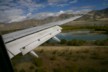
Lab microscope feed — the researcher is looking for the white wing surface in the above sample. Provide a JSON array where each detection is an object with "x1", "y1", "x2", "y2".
[{"x1": 2, "y1": 16, "x2": 81, "y2": 59}]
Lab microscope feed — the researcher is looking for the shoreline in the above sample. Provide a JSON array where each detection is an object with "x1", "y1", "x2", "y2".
[{"x1": 35, "y1": 46, "x2": 108, "y2": 51}]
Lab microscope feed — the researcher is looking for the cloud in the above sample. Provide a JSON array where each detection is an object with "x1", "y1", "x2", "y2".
[
  {"x1": 0, "y1": 0, "x2": 45, "y2": 23},
  {"x1": 0, "y1": 0, "x2": 13, "y2": 5},
  {"x1": 70, "y1": 0, "x2": 78, "y2": 4},
  {"x1": 29, "y1": 9, "x2": 91, "y2": 20},
  {"x1": 30, "y1": 11, "x2": 65, "y2": 19},
  {"x1": 73, "y1": 9, "x2": 92, "y2": 14},
  {"x1": 18, "y1": 0, "x2": 45, "y2": 12},
  {"x1": 48, "y1": 0, "x2": 67, "y2": 3},
  {"x1": 8, "y1": 12, "x2": 32, "y2": 23},
  {"x1": 65, "y1": 9, "x2": 92, "y2": 14},
  {"x1": 26, "y1": 13, "x2": 32, "y2": 17},
  {"x1": 8, "y1": 16, "x2": 26, "y2": 23},
  {"x1": 0, "y1": 0, "x2": 91, "y2": 23},
  {"x1": 48, "y1": 0, "x2": 77, "y2": 7},
  {"x1": 48, "y1": 0, "x2": 77, "y2": 5},
  {"x1": 59, "y1": 10, "x2": 65, "y2": 14},
  {"x1": 0, "y1": 6, "x2": 11, "y2": 10},
  {"x1": 80, "y1": 6, "x2": 95, "y2": 9},
  {"x1": 56, "y1": 3, "x2": 69, "y2": 7},
  {"x1": 65, "y1": 10, "x2": 74, "y2": 14},
  {"x1": 0, "y1": 0, "x2": 44, "y2": 12},
  {"x1": 0, "y1": 0, "x2": 69, "y2": 23},
  {"x1": 0, "y1": 9, "x2": 26, "y2": 23},
  {"x1": 30, "y1": 12, "x2": 55, "y2": 19}
]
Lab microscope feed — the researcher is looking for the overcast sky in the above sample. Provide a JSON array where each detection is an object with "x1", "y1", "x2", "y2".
[{"x1": 0, "y1": 0, "x2": 108, "y2": 23}]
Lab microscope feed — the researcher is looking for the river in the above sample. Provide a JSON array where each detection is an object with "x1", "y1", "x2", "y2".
[{"x1": 56, "y1": 31, "x2": 108, "y2": 41}]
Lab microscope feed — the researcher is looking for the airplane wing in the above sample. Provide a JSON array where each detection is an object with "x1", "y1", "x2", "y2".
[{"x1": 1, "y1": 16, "x2": 82, "y2": 59}]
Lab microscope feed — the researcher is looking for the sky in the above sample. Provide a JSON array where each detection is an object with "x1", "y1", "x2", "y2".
[{"x1": 0, "y1": 0, "x2": 108, "y2": 23}]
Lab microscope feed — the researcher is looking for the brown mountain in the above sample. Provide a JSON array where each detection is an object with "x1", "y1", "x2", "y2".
[
  {"x1": 0, "y1": 13, "x2": 74, "y2": 34},
  {"x1": 76, "y1": 8, "x2": 108, "y2": 21}
]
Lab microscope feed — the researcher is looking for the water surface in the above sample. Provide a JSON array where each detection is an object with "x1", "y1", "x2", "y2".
[{"x1": 57, "y1": 31, "x2": 108, "y2": 41}]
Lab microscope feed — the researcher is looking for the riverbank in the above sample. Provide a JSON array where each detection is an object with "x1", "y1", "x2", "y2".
[
  {"x1": 42, "y1": 38, "x2": 108, "y2": 46},
  {"x1": 12, "y1": 46, "x2": 108, "y2": 72},
  {"x1": 61, "y1": 25, "x2": 108, "y2": 34},
  {"x1": 41, "y1": 26, "x2": 108, "y2": 46}
]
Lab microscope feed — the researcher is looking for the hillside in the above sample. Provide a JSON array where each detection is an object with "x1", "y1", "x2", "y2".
[
  {"x1": 12, "y1": 46, "x2": 108, "y2": 72},
  {"x1": 76, "y1": 8, "x2": 108, "y2": 21},
  {"x1": 0, "y1": 13, "x2": 74, "y2": 34},
  {"x1": 0, "y1": 8, "x2": 108, "y2": 34}
]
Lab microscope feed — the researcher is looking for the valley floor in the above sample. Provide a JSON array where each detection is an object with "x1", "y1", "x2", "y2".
[{"x1": 12, "y1": 46, "x2": 108, "y2": 72}]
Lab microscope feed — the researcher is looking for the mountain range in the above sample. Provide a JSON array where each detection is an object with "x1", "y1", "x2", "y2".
[
  {"x1": 76, "y1": 8, "x2": 108, "y2": 21},
  {"x1": 0, "y1": 8, "x2": 108, "y2": 34}
]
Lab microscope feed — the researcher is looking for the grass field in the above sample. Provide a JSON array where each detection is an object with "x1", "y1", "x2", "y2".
[{"x1": 12, "y1": 46, "x2": 108, "y2": 72}]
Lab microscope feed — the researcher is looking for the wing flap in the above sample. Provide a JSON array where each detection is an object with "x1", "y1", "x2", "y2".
[
  {"x1": 21, "y1": 29, "x2": 61, "y2": 55},
  {"x1": 5, "y1": 26, "x2": 62, "y2": 58}
]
